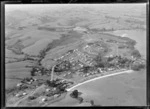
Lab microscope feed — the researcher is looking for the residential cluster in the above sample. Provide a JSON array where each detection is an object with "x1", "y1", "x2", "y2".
[
  {"x1": 6, "y1": 77, "x2": 74, "y2": 106},
  {"x1": 6, "y1": 37, "x2": 146, "y2": 106}
]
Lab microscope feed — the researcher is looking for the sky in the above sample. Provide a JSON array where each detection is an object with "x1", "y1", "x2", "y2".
[{"x1": 5, "y1": 3, "x2": 146, "y2": 12}]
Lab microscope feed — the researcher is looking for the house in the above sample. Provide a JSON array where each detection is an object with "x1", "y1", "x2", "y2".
[
  {"x1": 33, "y1": 78, "x2": 37, "y2": 81},
  {"x1": 41, "y1": 98, "x2": 47, "y2": 102},
  {"x1": 68, "y1": 72, "x2": 71, "y2": 75},
  {"x1": 105, "y1": 54, "x2": 114, "y2": 58},
  {"x1": 22, "y1": 92, "x2": 27, "y2": 96},
  {"x1": 15, "y1": 92, "x2": 27, "y2": 97},
  {"x1": 53, "y1": 87, "x2": 57, "y2": 91},
  {"x1": 79, "y1": 63, "x2": 83, "y2": 67},
  {"x1": 27, "y1": 81, "x2": 32, "y2": 84},
  {"x1": 63, "y1": 84, "x2": 68, "y2": 88},
  {"x1": 46, "y1": 88, "x2": 51, "y2": 92},
  {"x1": 54, "y1": 94, "x2": 60, "y2": 98},
  {"x1": 15, "y1": 94, "x2": 20, "y2": 97},
  {"x1": 39, "y1": 97, "x2": 47, "y2": 103},
  {"x1": 108, "y1": 68, "x2": 113, "y2": 71},
  {"x1": 17, "y1": 83, "x2": 22, "y2": 87},
  {"x1": 98, "y1": 68, "x2": 103, "y2": 73},
  {"x1": 73, "y1": 26, "x2": 87, "y2": 32}
]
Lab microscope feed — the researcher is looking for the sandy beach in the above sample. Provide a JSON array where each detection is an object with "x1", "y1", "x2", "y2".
[{"x1": 50, "y1": 70, "x2": 146, "y2": 106}]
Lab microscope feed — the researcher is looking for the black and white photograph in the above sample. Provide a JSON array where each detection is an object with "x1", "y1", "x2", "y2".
[{"x1": 5, "y1": 4, "x2": 147, "y2": 106}]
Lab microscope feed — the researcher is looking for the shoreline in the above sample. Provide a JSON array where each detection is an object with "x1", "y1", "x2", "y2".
[{"x1": 66, "y1": 70, "x2": 133, "y2": 91}]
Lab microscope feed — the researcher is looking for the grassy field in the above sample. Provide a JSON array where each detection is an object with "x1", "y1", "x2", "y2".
[
  {"x1": 5, "y1": 4, "x2": 146, "y2": 106},
  {"x1": 5, "y1": 61, "x2": 35, "y2": 89},
  {"x1": 22, "y1": 38, "x2": 52, "y2": 56},
  {"x1": 5, "y1": 79, "x2": 21, "y2": 89}
]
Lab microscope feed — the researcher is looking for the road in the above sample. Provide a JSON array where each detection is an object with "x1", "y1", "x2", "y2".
[
  {"x1": 13, "y1": 84, "x2": 45, "y2": 107},
  {"x1": 66, "y1": 70, "x2": 133, "y2": 91},
  {"x1": 12, "y1": 70, "x2": 133, "y2": 106}
]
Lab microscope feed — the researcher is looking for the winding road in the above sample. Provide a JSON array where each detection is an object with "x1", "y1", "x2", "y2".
[
  {"x1": 13, "y1": 84, "x2": 45, "y2": 106},
  {"x1": 13, "y1": 70, "x2": 133, "y2": 106}
]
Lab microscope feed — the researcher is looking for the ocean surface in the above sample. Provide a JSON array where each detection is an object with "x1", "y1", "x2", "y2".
[
  {"x1": 107, "y1": 30, "x2": 146, "y2": 59},
  {"x1": 51, "y1": 70, "x2": 146, "y2": 106},
  {"x1": 48, "y1": 29, "x2": 147, "y2": 106}
]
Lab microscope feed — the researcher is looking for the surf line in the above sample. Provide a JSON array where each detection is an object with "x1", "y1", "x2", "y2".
[{"x1": 66, "y1": 70, "x2": 133, "y2": 91}]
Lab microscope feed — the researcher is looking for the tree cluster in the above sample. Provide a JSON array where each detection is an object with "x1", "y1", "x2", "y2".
[
  {"x1": 131, "y1": 49, "x2": 141, "y2": 58},
  {"x1": 70, "y1": 90, "x2": 84, "y2": 104},
  {"x1": 46, "y1": 79, "x2": 68, "y2": 92},
  {"x1": 81, "y1": 66, "x2": 93, "y2": 74},
  {"x1": 70, "y1": 90, "x2": 79, "y2": 98},
  {"x1": 93, "y1": 53, "x2": 108, "y2": 68},
  {"x1": 30, "y1": 67, "x2": 49, "y2": 76},
  {"x1": 94, "y1": 54, "x2": 134, "y2": 69},
  {"x1": 131, "y1": 61, "x2": 145, "y2": 71},
  {"x1": 54, "y1": 60, "x2": 72, "y2": 72}
]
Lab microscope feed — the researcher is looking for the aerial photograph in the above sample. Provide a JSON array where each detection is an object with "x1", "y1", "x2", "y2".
[{"x1": 5, "y1": 4, "x2": 147, "y2": 106}]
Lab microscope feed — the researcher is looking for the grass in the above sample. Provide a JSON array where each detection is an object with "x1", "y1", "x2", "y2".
[
  {"x1": 22, "y1": 39, "x2": 53, "y2": 56},
  {"x1": 5, "y1": 61, "x2": 35, "y2": 89},
  {"x1": 5, "y1": 5, "x2": 146, "y2": 107},
  {"x1": 5, "y1": 79, "x2": 21, "y2": 89},
  {"x1": 41, "y1": 31, "x2": 83, "y2": 68}
]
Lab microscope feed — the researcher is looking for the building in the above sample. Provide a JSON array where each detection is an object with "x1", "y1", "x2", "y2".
[
  {"x1": 73, "y1": 26, "x2": 87, "y2": 33},
  {"x1": 15, "y1": 92, "x2": 27, "y2": 97},
  {"x1": 17, "y1": 83, "x2": 22, "y2": 87},
  {"x1": 46, "y1": 88, "x2": 51, "y2": 92},
  {"x1": 54, "y1": 94, "x2": 60, "y2": 98}
]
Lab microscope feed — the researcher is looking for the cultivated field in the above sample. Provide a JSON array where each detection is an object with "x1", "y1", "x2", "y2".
[{"x1": 5, "y1": 4, "x2": 146, "y2": 106}]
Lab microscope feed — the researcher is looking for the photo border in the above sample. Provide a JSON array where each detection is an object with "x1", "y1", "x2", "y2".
[{"x1": 1, "y1": 1, "x2": 149, "y2": 109}]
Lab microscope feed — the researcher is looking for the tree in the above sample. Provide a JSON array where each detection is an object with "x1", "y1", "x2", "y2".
[
  {"x1": 31, "y1": 69, "x2": 35, "y2": 76},
  {"x1": 78, "y1": 97, "x2": 83, "y2": 104},
  {"x1": 107, "y1": 57, "x2": 114, "y2": 62},
  {"x1": 131, "y1": 49, "x2": 141, "y2": 58},
  {"x1": 131, "y1": 62, "x2": 145, "y2": 71},
  {"x1": 46, "y1": 80, "x2": 51, "y2": 85},
  {"x1": 54, "y1": 60, "x2": 72, "y2": 72},
  {"x1": 70, "y1": 90, "x2": 78, "y2": 98},
  {"x1": 90, "y1": 100, "x2": 94, "y2": 106},
  {"x1": 46, "y1": 80, "x2": 56, "y2": 87},
  {"x1": 93, "y1": 53, "x2": 106, "y2": 68},
  {"x1": 118, "y1": 44, "x2": 126, "y2": 49},
  {"x1": 82, "y1": 66, "x2": 91, "y2": 73},
  {"x1": 126, "y1": 40, "x2": 136, "y2": 46},
  {"x1": 57, "y1": 85, "x2": 65, "y2": 92},
  {"x1": 28, "y1": 96, "x2": 36, "y2": 100},
  {"x1": 67, "y1": 49, "x2": 74, "y2": 53}
]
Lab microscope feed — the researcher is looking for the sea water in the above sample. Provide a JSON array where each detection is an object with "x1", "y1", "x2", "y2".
[{"x1": 108, "y1": 29, "x2": 146, "y2": 59}]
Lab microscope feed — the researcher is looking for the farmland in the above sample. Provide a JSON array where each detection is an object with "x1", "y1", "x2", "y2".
[{"x1": 5, "y1": 4, "x2": 146, "y2": 106}]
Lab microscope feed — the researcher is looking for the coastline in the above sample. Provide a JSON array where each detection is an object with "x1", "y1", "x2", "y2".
[{"x1": 66, "y1": 70, "x2": 133, "y2": 91}]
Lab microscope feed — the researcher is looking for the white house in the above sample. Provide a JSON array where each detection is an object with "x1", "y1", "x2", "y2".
[
  {"x1": 17, "y1": 83, "x2": 22, "y2": 87},
  {"x1": 22, "y1": 92, "x2": 27, "y2": 96},
  {"x1": 73, "y1": 26, "x2": 87, "y2": 32}
]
